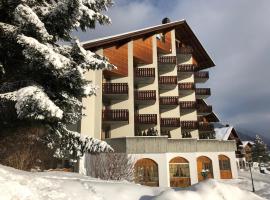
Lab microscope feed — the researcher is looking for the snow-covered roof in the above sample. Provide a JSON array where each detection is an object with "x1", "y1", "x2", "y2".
[
  {"x1": 242, "y1": 141, "x2": 254, "y2": 147},
  {"x1": 215, "y1": 126, "x2": 233, "y2": 140}
]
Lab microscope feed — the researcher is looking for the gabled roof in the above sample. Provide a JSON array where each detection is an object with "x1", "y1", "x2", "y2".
[
  {"x1": 242, "y1": 141, "x2": 254, "y2": 147},
  {"x1": 82, "y1": 20, "x2": 215, "y2": 69}
]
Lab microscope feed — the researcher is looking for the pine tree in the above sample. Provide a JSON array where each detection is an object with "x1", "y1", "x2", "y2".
[
  {"x1": 0, "y1": 0, "x2": 114, "y2": 161},
  {"x1": 252, "y1": 134, "x2": 269, "y2": 163}
]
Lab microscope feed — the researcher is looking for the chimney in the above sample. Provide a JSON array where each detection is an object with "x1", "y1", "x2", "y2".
[{"x1": 162, "y1": 17, "x2": 171, "y2": 24}]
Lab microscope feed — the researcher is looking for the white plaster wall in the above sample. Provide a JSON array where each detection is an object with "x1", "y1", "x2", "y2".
[{"x1": 80, "y1": 49, "x2": 103, "y2": 139}]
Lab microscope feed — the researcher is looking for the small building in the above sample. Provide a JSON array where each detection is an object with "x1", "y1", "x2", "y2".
[
  {"x1": 80, "y1": 19, "x2": 238, "y2": 187},
  {"x1": 242, "y1": 141, "x2": 254, "y2": 163},
  {"x1": 215, "y1": 126, "x2": 246, "y2": 169}
]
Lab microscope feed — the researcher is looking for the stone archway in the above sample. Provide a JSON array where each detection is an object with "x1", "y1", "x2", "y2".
[
  {"x1": 134, "y1": 158, "x2": 159, "y2": 186},
  {"x1": 197, "y1": 156, "x2": 214, "y2": 181},
  {"x1": 169, "y1": 157, "x2": 191, "y2": 187},
  {"x1": 218, "y1": 155, "x2": 232, "y2": 179}
]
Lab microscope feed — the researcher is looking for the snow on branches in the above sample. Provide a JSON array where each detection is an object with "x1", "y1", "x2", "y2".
[{"x1": 0, "y1": 0, "x2": 114, "y2": 160}]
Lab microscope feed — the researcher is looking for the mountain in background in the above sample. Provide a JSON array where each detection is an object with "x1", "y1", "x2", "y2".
[{"x1": 236, "y1": 127, "x2": 270, "y2": 147}]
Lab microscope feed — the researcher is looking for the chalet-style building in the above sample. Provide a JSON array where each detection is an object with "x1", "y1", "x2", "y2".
[
  {"x1": 80, "y1": 19, "x2": 238, "y2": 187},
  {"x1": 215, "y1": 125, "x2": 246, "y2": 169},
  {"x1": 242, "y1": 141, "x2": 254, "y2": 163}
]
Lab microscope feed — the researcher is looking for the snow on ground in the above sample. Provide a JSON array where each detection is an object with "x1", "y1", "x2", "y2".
[{"x1": 0, "y1": 164, "x2": 265, "y2": 200}]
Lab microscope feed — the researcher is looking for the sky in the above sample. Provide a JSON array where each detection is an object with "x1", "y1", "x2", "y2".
[{"x1": 75, "y1": 0, "x2": 270, "y2": 138}]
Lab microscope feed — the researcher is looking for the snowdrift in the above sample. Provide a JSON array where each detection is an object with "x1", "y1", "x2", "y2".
[{"x1": 0, "y1": 165, "x2": 264, "y2": 200}]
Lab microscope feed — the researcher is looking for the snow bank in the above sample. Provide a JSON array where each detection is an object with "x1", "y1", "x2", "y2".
[{"x1": 0, "y1": 165, "x2": 264, "y2": 200}]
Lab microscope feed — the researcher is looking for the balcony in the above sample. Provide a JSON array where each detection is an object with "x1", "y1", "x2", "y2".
[
  {"x1": 158, "y1": 56, "x2": 177, "y2": 64},
  {"x1": 160, "y1": 118, "x2": 180, "y2": 127},
  {"x1": 103, "y1": 83, "x2": 128, "y2": 100},
  {"x1": 198, "y1": 122, "x2": 214, "y2": 132},
  {"x1": 134, "y1": 68, "x2": 155, "y2": 83},
  {"x1": 195, "y1": 88, "x2": 211, "y2": 99},
  {"x1": 135, "y1": 90, "x2": 156, "y2": 105},
  {"x1": 102, "y1": 109, "x2": 129, "y2": 123},
  {"x1": 180, "y1": 101, "x2": 196, "y2": 110},
  {"x1": 176, "y1": 46, "x2": 193, "y2": 54},
  {"x1": 194, "y1": 71, "x2": 209, "y2": 83},
  {"x1": 197, "y1": 104, "x2": 212, "y2": 115},
  {"x1": 177, "y1": 64, "x2": 197, "y2": 73},
  {"x1": 159, "y1": 96, "x2": 178, "y2": 107},
  {"x1": 181, "y1": 121, "x2": 198, "y2": 129},
  {"x1": 178, "y1": 83, "x2": 195, "y2": 91},
  {"x1": 136, "y1": 114, "x2": 157, "y2": 125},
  {"x1": 159, "y1": 76, "x2": 178, "y2": 89}
]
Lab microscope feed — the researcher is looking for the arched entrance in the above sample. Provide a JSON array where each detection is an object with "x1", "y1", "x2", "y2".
[
  {"x1": 219, "y1": 155, "x2": 232, "y2": 179},
  {"x1": 197, "y1": 156, "x2": 214, "y2": 181},
  {"x1": 134, "y1": 158, "x2": 159, "y2": 186},
  {"x1": 169, "y1": 157, "x2": 191, "y2": 187}
]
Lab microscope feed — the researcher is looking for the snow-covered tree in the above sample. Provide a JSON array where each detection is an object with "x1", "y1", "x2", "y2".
[
  {"x1": 0, "y1": 0, "x2": 114, "y2": 161},
  {"x1": 252, "y1": 134, "x2": 269, "y2": 163}
]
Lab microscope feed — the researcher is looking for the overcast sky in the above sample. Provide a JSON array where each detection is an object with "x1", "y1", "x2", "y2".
[{"x1": 75, "y1": 0, "x2": 270, "y2": 138}]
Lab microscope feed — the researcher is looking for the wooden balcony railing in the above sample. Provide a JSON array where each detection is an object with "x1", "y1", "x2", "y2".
[
  {"x1": 194, "y1": 71, "x2": 209, "y2": 79},
  {"x1": 197, "y1": 104, "x2": 212, "y2": 113},
  {"x1": 135, "y1": 68, "x2": 155, "y2": 78},
  {"x1": 136, "y1": 114, "x2": 157, "y2": 124},
  {"x1": 181, "y1": 121, "x2": 198, "y2": 129},
  {"x1": 159, "y1": 76, "x2": 178, "y2": 85},
  {"x1": 160, "y1": 118, "x2": 180, "y2": 127},
  {"x1": 176, "y1": 46, "x2": 193, "y2": 54},
  {"x1": 158, "y1": 56, "x2": 177, "y2": 64},
  {"x1": 177, "y1": 64, "x2": 197, "y2": 72},
  {"x1": 103, "y1": 83, "x2": 128, "y2": 94},
  {"x1": 180, "y1": 101, "x2": 196, "y2": 109},
  {"x1": 195, "y1": 88, "x2": 211, "y2": 96},
  {"x1": 135, "y1": 90, "x2": 156, "y2": 101},
  {"x1": 198, "y1": 122, "x2": 214, "y2": 132},
  {"x1": 178, "y1": 83, "x2": 195, "y2": 90},
  {"x1": 159, "y1": 97, "x2": 178, "y2": 105},
  {"x1": 102, "y1": 109, "x2": 129, "y2": 122}
]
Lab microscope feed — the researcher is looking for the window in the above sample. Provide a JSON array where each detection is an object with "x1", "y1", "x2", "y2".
[{"x1": 169, "y1": 163, "x2": 190, "y2": 178}]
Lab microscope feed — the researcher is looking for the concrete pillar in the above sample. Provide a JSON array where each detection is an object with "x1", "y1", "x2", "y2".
[
  {"x1": 189, "y1": 155, "x2": 198, "y2": 184},
  {"x1": 211, "y1": 154, "x2": 221, "y2": 179},
  {"x1": 159, "y1": 154, "x2": 170, "y2": 187}
]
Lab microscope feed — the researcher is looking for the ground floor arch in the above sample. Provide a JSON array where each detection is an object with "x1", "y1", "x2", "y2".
[
  {"x1": 197, "y1": 156, "x2": 214, "y2": 181},
  {"x1": 169, "y1": 157, "x2": 191, "y2": 187},
  {"x1": 134, "y1": 158, "x2": 159, "y2": 186},
  {"x1": 219, "y1": 155, "x2": 232, "y2": 179}
]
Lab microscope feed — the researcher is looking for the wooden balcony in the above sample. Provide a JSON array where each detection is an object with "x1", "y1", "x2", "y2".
[
  {"x1": 176, "y1": 46, "x2": 193, "y2": 54},
  {"x1": 103, "y1": 83, "x2": 128, "y2": 100},
  {"x1": 134, "y1": 68, "x2": 155, "y2": 83},
  {"x1": 177, "y1": 64, "x2": 197, "y2": 72},
  {"x1": 159, "y1": 97, "x2": 178, "y2": 107},
  {"x1": 194, "y1": 71, "x2": 209, "y2": 83},
  {"x1": 195, "y1": 88, "x2": 211, "y2": 99},
  {"x1": 102, "y1": 109, "x2": 129, "y2": 123},
  {"x1": 197, "y1": 104, "x2": 212, "y2": 115},
  {"x1": 158, "y1": 56, "x2": 177, "y2": 64},
  {"x1": 178, "y1": 83, "x2": 195, "y2": 90},
  {"x1": 198, "y1": 122, "x2": 214, "y2": 132},
  {"x1": 136, "y1": 114, "x2": 157, "y2": 125},
  {"x1": 159, "y1": 76, "x2": 177, "y2": 89},
  {"x1": 135, "y1": 90, "x2": 156, "y2": 105},
  {"x1": 160, "y1": 118, "x2": 180, "y2": 127},
  {"x1": 180, "y1": 101, "x2": 196, "y2": 109},
  {"x1": 181, "y1": 121, "x2": 198, "y2": 129}
]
